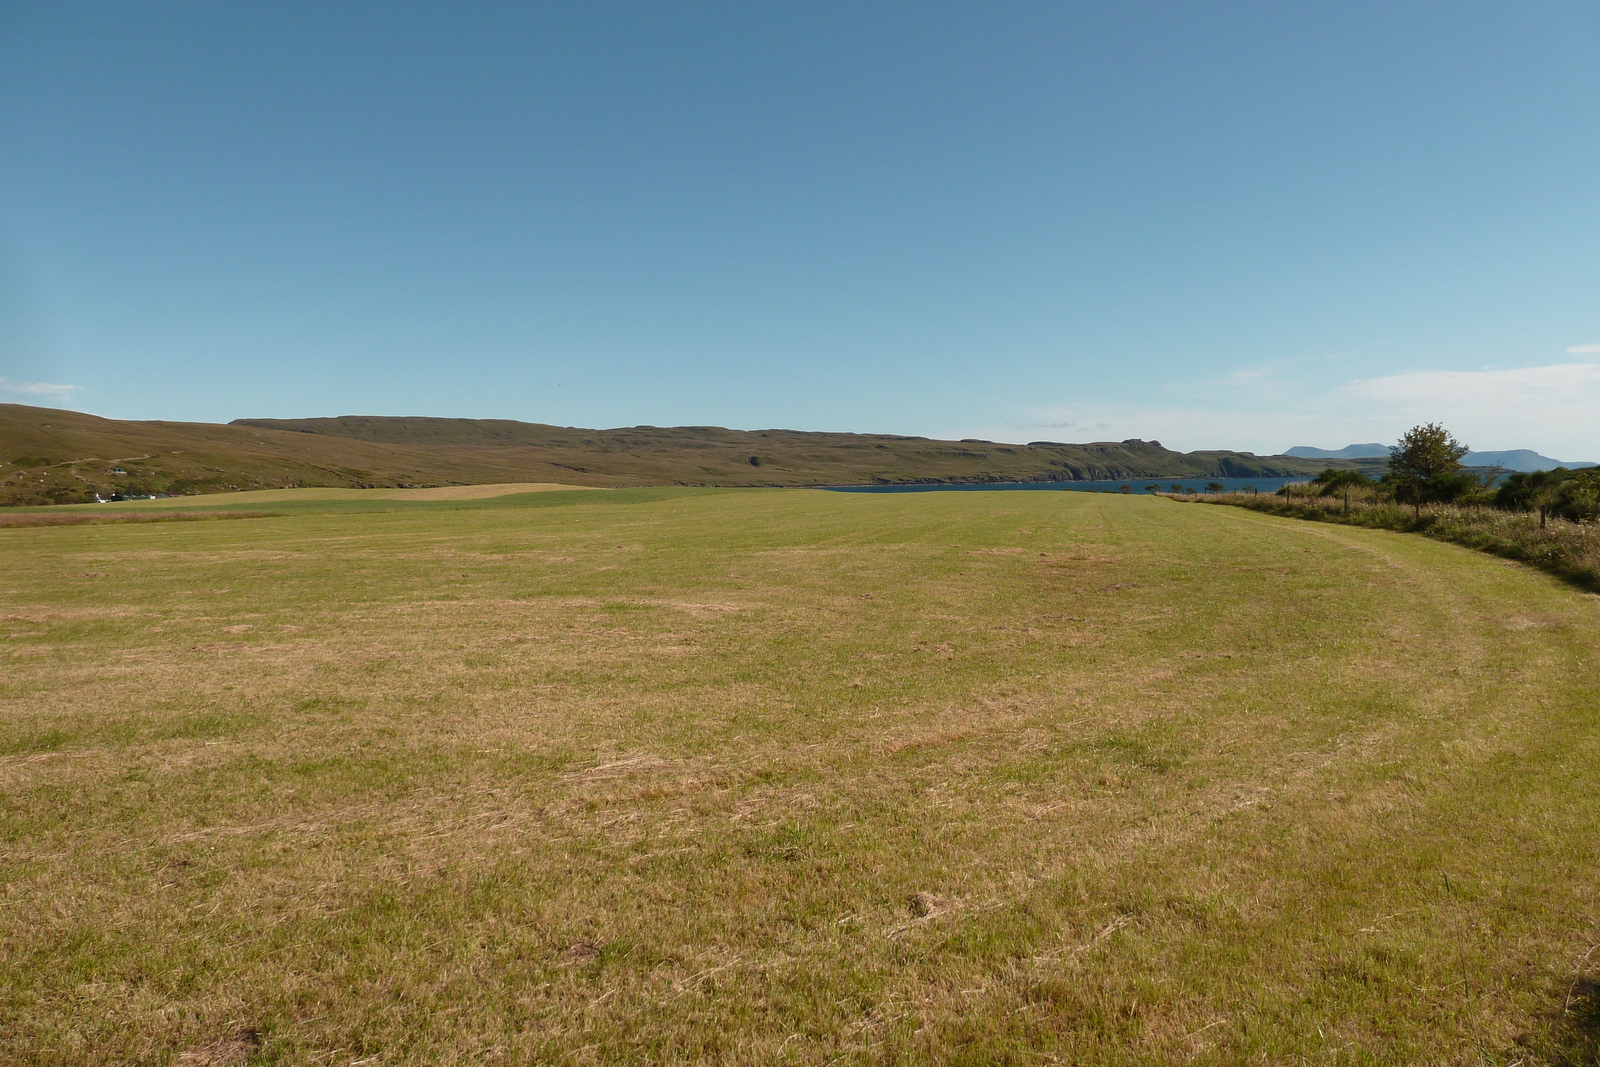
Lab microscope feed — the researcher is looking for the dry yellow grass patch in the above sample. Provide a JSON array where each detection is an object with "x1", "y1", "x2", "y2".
[{"x1": 2, "y1": 488, "x2": 1599, "y2": 1065}]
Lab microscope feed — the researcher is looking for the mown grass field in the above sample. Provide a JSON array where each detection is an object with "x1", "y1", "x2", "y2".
[{"x1": 4, "y1": 488, "x2": 1600, "y2": 1065}]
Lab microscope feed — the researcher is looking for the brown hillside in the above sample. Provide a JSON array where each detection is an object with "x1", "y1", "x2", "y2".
[{"x1": 2, "y1": 404, "x2": 1359, "y2": 505}]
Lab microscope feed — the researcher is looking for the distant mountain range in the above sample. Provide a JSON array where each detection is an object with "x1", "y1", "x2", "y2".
[
  {"x1": 1463, "y1": 450, "x2": 1597, "y2": 472},
  {"x1": 1283, "y1": 444, "x2": 1392, "y2": 460},
  {"x1": 1285, "y1": 444, "x2": 1595, "y2": 472}
]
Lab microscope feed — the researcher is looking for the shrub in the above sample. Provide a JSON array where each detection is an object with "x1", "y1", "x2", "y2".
[{"x1": 1496, "y1": 468, "x2": 1600, "y2": 526}]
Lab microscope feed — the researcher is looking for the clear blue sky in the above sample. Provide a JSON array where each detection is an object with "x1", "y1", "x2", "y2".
[{"x1": 4, "y1": 2, "x2": 1599, "y2": 457}]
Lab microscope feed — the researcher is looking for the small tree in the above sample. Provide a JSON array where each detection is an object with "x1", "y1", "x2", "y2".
[
  {"x1": 1496, "y1": 468, "x2": 1567, "y2": 528},
  {"x1": 1532, "y1": 478, "x2": 1561, "y2": 529},
  {"x1": 1205, "y1": 481, "x2": 1225, "y2": 494},
  {"x1": 1169, "y1": 484, "x2": 1185, "y2": 495},
  {"x1": 1144, "y1": 484, "x2": 1160, "y2": 495},
  {"x1": 1555, "y1": 469, "x2": 1600, "y2": 524},
  {"x1": 1386, "y1": 423, "x2": 1468, "y2": 519},
  {"x1": 1313, "y1": 467, "x2": 1375, "y2": 515}
]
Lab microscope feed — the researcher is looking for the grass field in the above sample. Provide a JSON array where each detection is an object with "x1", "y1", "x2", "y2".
[{"x1": 4, "y1": 489, "x2": 1600, "y2": 1065}]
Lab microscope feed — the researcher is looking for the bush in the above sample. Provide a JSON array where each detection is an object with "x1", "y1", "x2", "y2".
[{"x1": 1496, "y1": 468, "x2": 1600, "y2": 525}]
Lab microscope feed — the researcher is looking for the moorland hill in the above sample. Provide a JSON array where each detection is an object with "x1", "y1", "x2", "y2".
[{"x1": 2, "y1": 404, "x2": 1374, "y2": 505}]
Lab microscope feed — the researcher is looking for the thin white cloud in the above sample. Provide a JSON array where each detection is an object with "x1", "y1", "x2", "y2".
[
  {"x1": 1334, "y1": 362, "x2": 1600, "y2": 459},
  {"x1": 982, "y1": 361, "x2": 1600, "y2": 461},
  {"x1": 0, "y1": 377, "x2": 80, "y2": 399},
  {"x1": 1567, "y1": 344, "x2": 1600, "y2": 354},
  {"x1": 1218, "y1": 365, "x2": 1276, "y2": 386},
  {"x1": 1212, "y1": 353, "x2": 1326, "y2": 388},
  {"x1": 1342, "y1": 361, "x2": 1600, "y2": 415}
]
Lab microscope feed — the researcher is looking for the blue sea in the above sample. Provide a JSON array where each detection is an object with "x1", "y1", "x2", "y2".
[{"x1": 823, "y1": 477, "x2": 1309, "y2": 496}]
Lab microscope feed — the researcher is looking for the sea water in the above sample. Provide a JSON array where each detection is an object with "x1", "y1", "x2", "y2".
[{"x1": 823, "y1": 477, "x2": 1308, "y2": 496}]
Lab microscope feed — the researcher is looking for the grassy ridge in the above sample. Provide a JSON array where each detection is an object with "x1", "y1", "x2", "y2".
[
  {"x1": 1189, "y1": 491, "x2": 1600, "y2": 592},
  {"x1": 4, "y1": 490, "x2": 1600, "y2": 1064},
  {"x1": 2, "y1": 403, "x2": 1368, "y2": 505}
]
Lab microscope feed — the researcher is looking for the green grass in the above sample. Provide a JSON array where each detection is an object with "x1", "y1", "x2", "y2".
[
  {"x1": 3, "y1": 489, "x2": 1600, "y2": 1064},
  {"x1": 1192, "y1": 490, "x2": 1600, "y2": 592}
]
